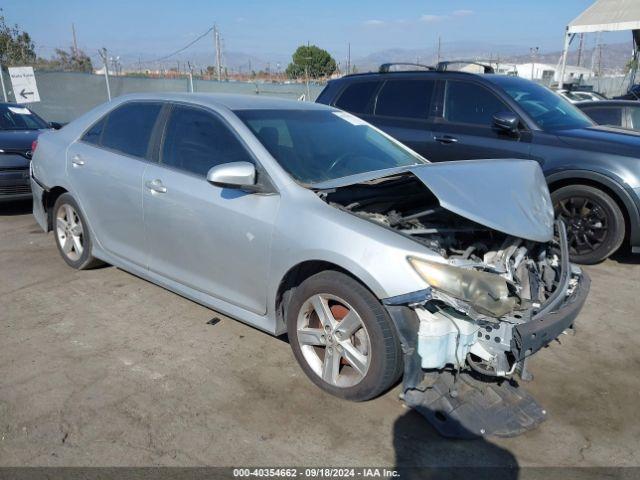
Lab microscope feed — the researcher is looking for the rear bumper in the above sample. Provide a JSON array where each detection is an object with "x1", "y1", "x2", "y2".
[
  {"x1": 30, "y1": 176, "x2": 48, "y2": 231},
  {"x1": 0, "y1": 168, "x2": 31, "y2": 202}
]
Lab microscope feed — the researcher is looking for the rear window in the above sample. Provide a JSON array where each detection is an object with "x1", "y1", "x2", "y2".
[
  {"x1": 375, "y1": 79, "x2": 434, "y2": 119},
  {"x1": 334, "y1": 81, "x2": 379, "y2": 114},
  {"x1": 100, "y1": 102, "x2": 162, "y2": 158},
  {"x1": 582, "y1": 106, "x2": 623, "y2": 127}
]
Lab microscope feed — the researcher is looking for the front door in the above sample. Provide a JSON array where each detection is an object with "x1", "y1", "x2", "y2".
[
  {"x1": 143, "y1": 104, "x2": 280, "y2": 315},
  {"x1": 429, "y1": 80, "x2": 532, "y2": 162}
]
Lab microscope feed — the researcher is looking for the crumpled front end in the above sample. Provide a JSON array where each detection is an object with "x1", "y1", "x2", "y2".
[{"x1": 316, "y1": 165, "x2": 589, "y2": 437}]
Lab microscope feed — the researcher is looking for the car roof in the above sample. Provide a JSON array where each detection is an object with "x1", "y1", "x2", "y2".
[
  {"x1": 110, "y1": 92, "x2": 332, "y2": 111},
  {"x1": 575, "y1": 100, "x2": 639, "y2": 108}
]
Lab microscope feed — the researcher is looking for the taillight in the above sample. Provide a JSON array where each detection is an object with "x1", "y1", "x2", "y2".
[{"x1": 31, "y1": 140, "x2": 38, "y2": 153}]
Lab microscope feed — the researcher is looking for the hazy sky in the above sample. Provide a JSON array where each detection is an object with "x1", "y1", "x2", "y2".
[{"x1": 2, "y1": 0, "x2": 630, "y2": 61}]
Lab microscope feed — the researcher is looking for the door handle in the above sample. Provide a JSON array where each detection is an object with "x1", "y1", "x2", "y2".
[
  {"x1": 433, "y1": 135, "x2": 459, "y2": 144},
  {"x1": 71, "y1": 155, "x2": 85, "y2": 166},
  {"x1": 145, "y1": 179, "x2": 167, "y2": 194}
]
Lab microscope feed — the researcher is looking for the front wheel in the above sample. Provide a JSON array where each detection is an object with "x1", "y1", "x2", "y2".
[
  {"x1": 552, "y1": 185, "x2": 625, "y2": 264},
  {"x1": 286, "y1": 271, "x2": 403, "y2": 401}
]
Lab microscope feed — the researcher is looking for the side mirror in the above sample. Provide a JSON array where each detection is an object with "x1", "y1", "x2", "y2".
[
  {"x1": 49, "y1": 122, "x2": 63, "y2": 130},
  {"x1": 206, "y1": 161, "x2": 256, "y2": 189},
  {"x1": 492, "y1": 112, "x2": 520, "y2": 134}
]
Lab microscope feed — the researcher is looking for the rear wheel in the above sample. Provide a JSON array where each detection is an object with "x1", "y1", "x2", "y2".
[
  {"x1": 552, "y1": 184, "x2": 625, "y2": 264},
  {"x1": 53, "y1": 193, "x2": 102, "y2": 269},
  {"x1": 286, "y1": 270, "x2": 403, "y2": 401}
]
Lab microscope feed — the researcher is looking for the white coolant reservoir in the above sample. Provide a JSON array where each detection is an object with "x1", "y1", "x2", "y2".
[{"x1": 416, "y1": 308, "x2": 480, "y2": 369}]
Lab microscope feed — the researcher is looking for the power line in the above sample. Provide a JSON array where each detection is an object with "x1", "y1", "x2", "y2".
[{"x1": 144, "y1": 26, "x2": 214, "y2": 64}]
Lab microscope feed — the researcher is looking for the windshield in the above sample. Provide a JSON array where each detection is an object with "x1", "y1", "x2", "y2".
[
  {"x1": 0, "y1": 104, "x2": 48, "y2": 131},
  {"x1": 235, "y1": 109, "x2": 425, "y2": 184},
  {"x1": 491, "y1": 77, "x2": 594, "y2": 131}
]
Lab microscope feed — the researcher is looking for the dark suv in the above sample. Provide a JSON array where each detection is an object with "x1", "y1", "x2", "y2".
[{"x1": 317, "y1": 66, "x2": 640, "y2": 264}]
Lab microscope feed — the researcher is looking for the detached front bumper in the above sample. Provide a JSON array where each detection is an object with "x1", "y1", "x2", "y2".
[{"x1": 512, "y1": 269, "x2": 590, "y2": 361}]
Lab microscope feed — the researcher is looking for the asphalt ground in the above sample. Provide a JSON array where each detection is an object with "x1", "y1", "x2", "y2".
[{"x1": 1, "y1": 199, "x2": 639, "y2": 475}]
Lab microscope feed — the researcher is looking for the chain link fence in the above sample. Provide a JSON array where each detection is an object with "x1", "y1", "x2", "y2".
[{"x1": 0, "y1": 70, "x2": 324, "y2": 123}]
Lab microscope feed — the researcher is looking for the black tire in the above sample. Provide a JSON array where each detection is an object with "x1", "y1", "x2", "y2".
[
  {"x1": 52, "y1": 193, "x2": 102, "y2": 270},
  {"x1": 552, "y1": 184, "x2": 625, "y2": 264},
  {"x1": 286, "y1": 270, "x2": 403, "y2": 401}
]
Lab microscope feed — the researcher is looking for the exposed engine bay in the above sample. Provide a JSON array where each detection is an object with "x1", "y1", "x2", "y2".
[{"x1": 317, "y1": 172, "x2": 581, "y2": 379}]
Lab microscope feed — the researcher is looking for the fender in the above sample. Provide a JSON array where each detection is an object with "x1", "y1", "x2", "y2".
[{"x1": 546, "y1": 169, "x2": 640, "y2": 248}]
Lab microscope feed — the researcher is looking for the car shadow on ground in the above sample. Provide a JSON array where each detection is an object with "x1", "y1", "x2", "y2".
[
  {"x1": 0, "y1": 199, "x2": 32, "y2": 216},
  {"x1": 393, "y1": 409, "x2": 519, "y2": 479},
  {"x1": 609, "y1": 247, "x2": 640, "y2": 265}
]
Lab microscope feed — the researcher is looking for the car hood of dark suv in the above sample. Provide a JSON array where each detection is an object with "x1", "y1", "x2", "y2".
[{"x1": 557, "y1": 126, "x2": 640, "y2": 156}]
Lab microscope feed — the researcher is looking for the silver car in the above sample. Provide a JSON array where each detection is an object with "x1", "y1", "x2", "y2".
[{"x1": 31, "y1": 93, "x2": 589, "y2": 427}]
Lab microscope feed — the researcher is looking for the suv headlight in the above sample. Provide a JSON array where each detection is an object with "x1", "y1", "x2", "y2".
[{"x1": 408, "y1": 256, "x2": 517, "y2": 317}]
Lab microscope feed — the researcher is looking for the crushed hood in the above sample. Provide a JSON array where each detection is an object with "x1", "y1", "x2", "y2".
[{"x1": 315, "y1": 159, "x2": 554, "y2": 242}]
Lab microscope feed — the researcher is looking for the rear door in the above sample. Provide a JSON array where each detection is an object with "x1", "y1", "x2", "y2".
[
  {"x1": 143, "y1": 104, "x2": 280, "y2": 314},
  {"x1": 368, "y1": 78, "x2": 437, "y2": 158},
  {"x1": 429, "y1": 79, "x2": 532, "y2": 162},
  {"x1": 67, "y1": 101, "x2": 163, "y2": 265}
]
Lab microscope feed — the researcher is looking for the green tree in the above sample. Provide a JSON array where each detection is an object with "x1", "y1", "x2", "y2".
[
  {"x1": 286, "y1": 45, "x2": 336, "y2": 79},
  {"x1": 39, "y1": 47, "x2": 93, "y2": 72},
  {"x1": 0, "y1": 10, "x2": 36, "y2": 65}
]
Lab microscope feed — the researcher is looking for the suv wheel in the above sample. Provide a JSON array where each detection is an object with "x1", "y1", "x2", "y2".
[
  {"x1": 286, "y1": 271, "x2": 403, "y2": 401},
  {"x1": 53, "y1": 193, "x2": 102, "y2": 269},
  {"x1": 552, "y1": 185, "x2": 625, "y2": 264}
]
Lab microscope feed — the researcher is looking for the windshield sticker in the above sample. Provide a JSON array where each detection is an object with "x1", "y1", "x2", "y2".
[
  {"x1": 332, "y1": 111, "x2": 368, "y2": 126},
  {"x1": 8, "y1": 107, "x2": 31, "y2": 115}
]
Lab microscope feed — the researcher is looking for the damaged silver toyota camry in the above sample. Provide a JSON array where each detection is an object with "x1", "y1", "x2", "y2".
[{"x1": 31, "y1": 94, "x2": 589, "y2": 436}]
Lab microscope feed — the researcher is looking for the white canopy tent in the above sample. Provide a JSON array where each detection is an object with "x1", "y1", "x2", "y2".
[{"x1": 559, "y1": 0, "x2": 640, "y2": 88}]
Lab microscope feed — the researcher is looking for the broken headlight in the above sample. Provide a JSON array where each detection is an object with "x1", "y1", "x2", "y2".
[{"x1": 408, "y1": 257, "x2": 517, "y2": 317}]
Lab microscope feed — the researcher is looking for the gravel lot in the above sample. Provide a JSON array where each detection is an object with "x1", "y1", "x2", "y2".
[{"x1": 1, "y1": 199, "x2": 639, "y2": 471}]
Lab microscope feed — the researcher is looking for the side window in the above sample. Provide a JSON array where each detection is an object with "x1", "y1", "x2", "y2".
[
  {"x1": 629, "y1": 107, "x2": 640, "y2": 129},
  {"x1": 584, "y1": 107, "x2": 623, "y2": 127},
  {"x1": 375, "y1": 79, "x2": 435, "y2": 119},
  {"x1": 444, "y1": 81, "x2": 508, "y2": 126},
  {"x1": 334, "y1": 81, "x2": 379, "y2": 114},
  {"x1": 81, "y1": 116, "x2": 106, "y2": 145},
  {"x1": 101, "y1": 102, "x2": 162, "y2": 158},
  {"x1": 161, "y1": 106, "x2": 253, "y2": 177}
]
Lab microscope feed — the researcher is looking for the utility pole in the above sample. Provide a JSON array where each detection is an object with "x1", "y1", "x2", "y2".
[
  {"x1": 437, "y1": 36, "x2": 442, "y2": 63},
  {"x1": 98, "y1": 48, "x2": 111, "y2": 101},
  {"x1": 214, "y1": 25, "x2": 222, "y2": 82},
  {"x1": 0, "y1": 63, "x2": 7, "y2": 102},
  {"x1": 71, "y1": 23, "x2": 79, "y2": 57},
  {"x1": 530, "y1": 46, "x2": 539, "y2": 81},
  {"x1": 347, "y1": 42, "x2": 351, "y2": 75},
  {"x1": 577, "y1": 33, "x2": 584, "y2": 67},
  {"x1": 187, "y1": 61, "x2": 194, "y2": 92}
]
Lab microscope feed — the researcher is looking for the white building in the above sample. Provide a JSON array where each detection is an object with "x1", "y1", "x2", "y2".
[{"x1": 512, "y1": 63, "x2": 594, "y2": 84}]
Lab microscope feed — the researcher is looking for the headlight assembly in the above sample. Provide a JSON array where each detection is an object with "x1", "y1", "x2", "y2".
[{"x1": 408, "y1": 257, "x2": 517, "y2": 317}]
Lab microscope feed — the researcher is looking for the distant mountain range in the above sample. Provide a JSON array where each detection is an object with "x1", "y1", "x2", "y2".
[{"x1": 115, "y1": 41, "x2": 635, "y2": 75}]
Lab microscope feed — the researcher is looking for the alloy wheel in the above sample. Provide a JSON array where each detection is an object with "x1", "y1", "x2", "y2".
[
  {"x1": 556, "y1": 196, "x2": 608, "y2": 256},
  {"x1": 296, "y1": 293, "x2": 371, "y2": 388},
  {"x1": 56, "y1": 203, "x2": 84, "y2": 262}
]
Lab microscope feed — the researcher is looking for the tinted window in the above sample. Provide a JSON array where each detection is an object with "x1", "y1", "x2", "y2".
[
  {"x1": 82, "y1": 116, "x2": 106, "y2": 145},
  {"x1": 444, "y1": 81, "x2": 507, "y2": 126},
  {"x1": 582, "y1": 106, "x2": 623, "y2": 127},
  {"x1": 375, "y1": 80, "x2": 434, "y2": 119},
  {"x1": 0, "y1": 104, "x2": 48, "y2": 130},
  {"x1": 236, "y1": 109, "x2": 425, "y2": 184},
  {"x1": 101, "y1": 103, "x2": 161, "y2": 158},
  {"x1": 334, "y1": 81, "x2": 379, "y2": 114},
  {"x1": 161, "y1": 106, "x2": 252, "y2": 176}
]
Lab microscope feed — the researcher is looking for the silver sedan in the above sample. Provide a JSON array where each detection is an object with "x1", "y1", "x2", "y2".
[{"x1": 30, "y1": 93, "x2": 588, "y2": 414}]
